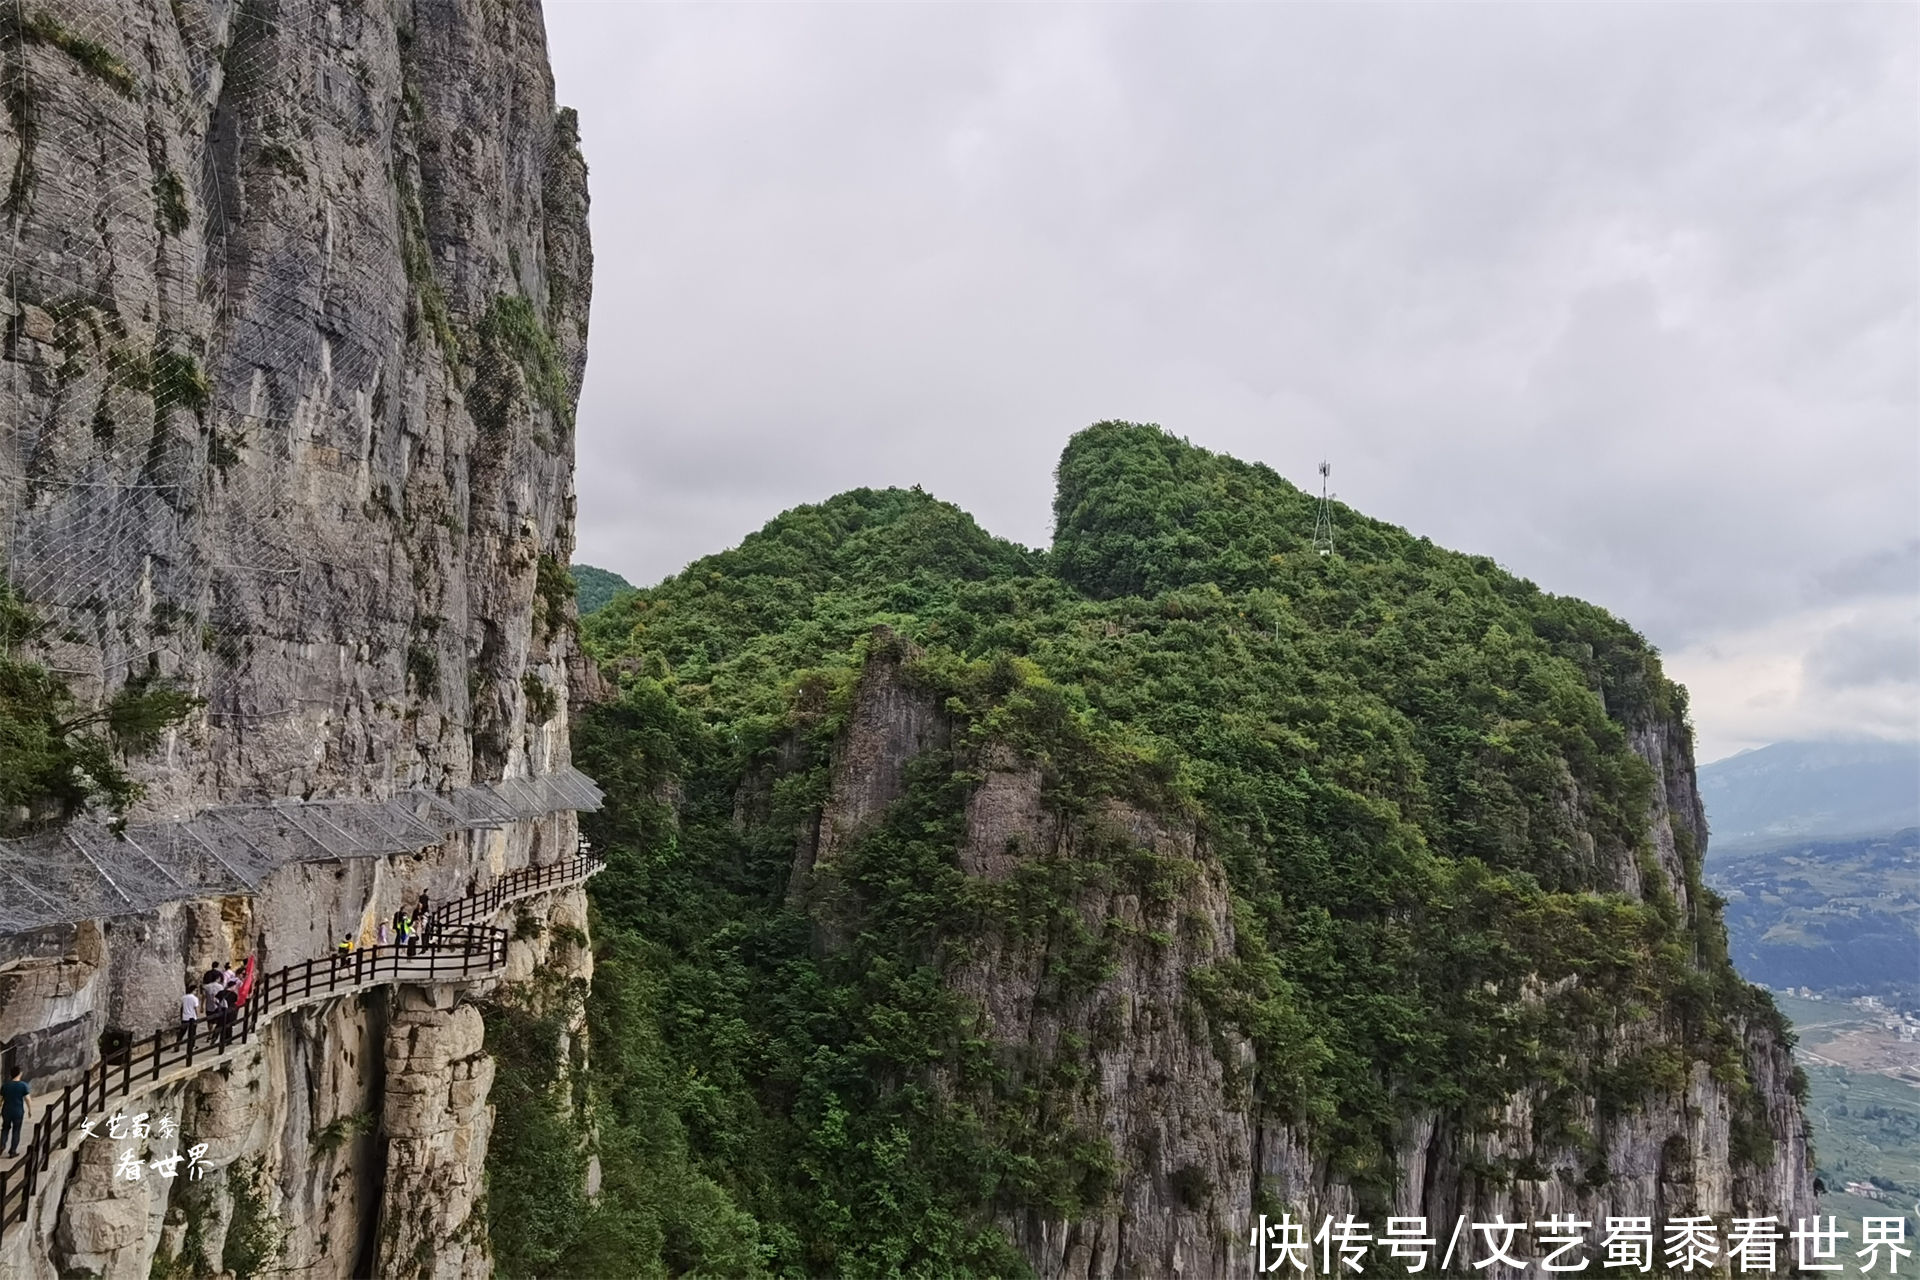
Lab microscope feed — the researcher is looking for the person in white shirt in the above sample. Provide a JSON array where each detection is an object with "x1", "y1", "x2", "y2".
[{"x1": 179, "y1": 986, "x2": 200, "y2": 1051}]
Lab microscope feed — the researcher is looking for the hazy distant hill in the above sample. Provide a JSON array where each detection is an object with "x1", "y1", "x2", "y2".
[
  {"x1": 1707, "y1": 828, "x2": 1920, "y2": 1003},
  {"x1": 573, "y1": 563, "x2": 636, "y2": 615},
  {"x1": 1700, "y1": 740, "x2": 1920, "y2": 852},
  {"x1": 1699, "y1": 748, "x2": 1920, "y2": 1220}
]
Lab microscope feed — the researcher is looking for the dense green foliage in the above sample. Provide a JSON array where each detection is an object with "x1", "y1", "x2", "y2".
[
  {"x1": 485, "y1": 988, "x2": 595, "y2": 1276},
  {"x1": 484, "y1": 959, "x2": 763, "y2": 1279},
  {"x1": 572, "y1": 563, "x2": 635, "y2": 616},
  {"x1": 548, "y1": 424, "x2": 1786, "y2": 1273},
  {"x1": 535, "y1": 553, "x2": 576, "y2": 642},
  {"x1": 0, "y1": 584, "x2": 200, "y2": 828}
]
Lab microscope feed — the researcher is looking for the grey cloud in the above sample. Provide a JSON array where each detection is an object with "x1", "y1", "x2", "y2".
[
  {"x1": 1806, "y1": 617, "x2": 1920, "y2": 691},
  {"x1": 1810, "y1": 540, "x2": 1920, "y2": 604},
  {"x1": 543, "y1": 1, "x2": 1916, "y2": 747}
]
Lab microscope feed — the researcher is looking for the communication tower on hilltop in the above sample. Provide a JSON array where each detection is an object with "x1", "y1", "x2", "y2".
[{"x1": 1312, "y1": 461, "x2": 1335, "y2": 557}]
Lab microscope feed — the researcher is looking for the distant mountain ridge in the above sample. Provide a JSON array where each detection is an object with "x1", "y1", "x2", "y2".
[
  {"x1": 573, "y1": 563, "x2": 636, "y2": 615},
  {"x1": 1701, "y1": 740, "x2": 1920, "y2": 852}
]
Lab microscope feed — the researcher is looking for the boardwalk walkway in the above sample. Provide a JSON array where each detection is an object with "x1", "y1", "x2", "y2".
[{"x1": 0, "y1": 849, "x2": 605, "y2": 1242}]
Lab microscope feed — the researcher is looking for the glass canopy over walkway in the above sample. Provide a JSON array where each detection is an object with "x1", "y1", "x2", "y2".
[{"x1": 0, "y1": 766, "x2": 604, "y2": 934}]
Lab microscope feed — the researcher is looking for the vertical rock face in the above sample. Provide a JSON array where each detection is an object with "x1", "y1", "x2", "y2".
[
  {"x1": 0, "y1": 0, "x2": 593, "y2": 1273},
  {"x1": 380, "y1": 989, "x2": 494, "y2": 1276},
  {"x1": 1, "y1": 0, "x2": 591, "y2": 805},
  {"x1": 791, "y1": 646, "x2": 1815, "y2": 1279},
  {"x1": 956, "y1": 785, "x2": 1254, "y2": 1278}
]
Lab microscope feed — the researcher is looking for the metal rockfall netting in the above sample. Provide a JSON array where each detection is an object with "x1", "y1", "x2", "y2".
[
  {"x1": 0, "y1": 1, "x2": 602, "y2": 938},
  {"x1": 2, "y1": 0, "x2": 579, "y2": 760},
  {"x1": 0, "y1": 765, "x2": 604, "y2": 933},
  {"x1": 1, "y1": 0, "x2": 572, "y2": 608},
  {"x1": 3, "y1": 0, "x2": 322, "y2": 608}
]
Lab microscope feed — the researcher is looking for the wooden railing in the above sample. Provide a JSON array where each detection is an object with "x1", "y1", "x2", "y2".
[
  {"x1": 0, "y1": 848, "x2": 605, "y2": 1244},
  {"x1": 436, "y1": 851, "x2": 606, "y2": 930}
]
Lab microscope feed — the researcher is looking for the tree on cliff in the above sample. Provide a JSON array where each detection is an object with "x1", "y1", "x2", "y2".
[
  {"x1": 508, "y1": 423, "x2": 1801, "y2": 1276},
  {"x1": 0, "y1": 584, "x2": 200, "y2": 830}
]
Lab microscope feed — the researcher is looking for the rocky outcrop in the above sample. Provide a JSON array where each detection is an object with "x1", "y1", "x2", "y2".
[
  {"x1": 379, "y1": 989, "x2": 494, "y2": 1277},
  {"x1": 0, "y1": 0, "x2": 594, "y2": 1272},
  {"x1": 2, "y1": 863, "x2": 594, "y2": 1276},
  {"x1": 0, "y1": 830, "x2": 596, "y2": 1277},
  {"x1": 792, "y1": 644, "x2": 1815, "y2": 1278},
  {"x1": 792, "y1": 628, "x2": 951, "y2": 904},
  {"x1": 960, "y1": 784, "x2": 1254, "y2": 1278}
]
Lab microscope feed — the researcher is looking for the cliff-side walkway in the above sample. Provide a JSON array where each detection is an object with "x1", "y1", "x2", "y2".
[{"x1": 0, "y1": 849, "x2": 606, "y2": 1240}]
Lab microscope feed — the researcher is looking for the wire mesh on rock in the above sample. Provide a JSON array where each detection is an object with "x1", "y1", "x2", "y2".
[{"x1": 0, "y1": 767, "x2": 603, "y2": 934}]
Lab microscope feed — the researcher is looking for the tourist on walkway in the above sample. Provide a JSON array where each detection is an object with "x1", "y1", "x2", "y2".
[
  {"x1": 216, "y1": 982, "x2": 239, "y2": 1050},
  {"x1": 1, "y1": 1068, "x2": 28, "y2": 1157},
  {"x1": 179, "y1": 986, "x2": 200, "y2": 1052},
  {"x1": 401, "y1": 912, "x2": 418, "y2": 957},
  {"x1": 202, "y1": 968, "x2": 228, "y2": 1047}
]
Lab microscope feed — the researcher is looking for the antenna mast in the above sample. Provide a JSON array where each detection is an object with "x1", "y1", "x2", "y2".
[{"x1": 1312, "y1": 461, "x2": 1335, "y2": 557}]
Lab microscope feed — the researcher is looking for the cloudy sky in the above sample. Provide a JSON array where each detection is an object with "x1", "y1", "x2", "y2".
[{"x1": 543, "y1": 2, "x2": 1916, "y2": 764}]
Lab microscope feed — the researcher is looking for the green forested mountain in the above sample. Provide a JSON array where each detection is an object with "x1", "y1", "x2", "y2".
[
  {"x1": 572, "y1": 562, "x2": 637, "y2": 615},
  {"x1": 497, "y1": 423, "x2": 1799, "y2": 1277}
]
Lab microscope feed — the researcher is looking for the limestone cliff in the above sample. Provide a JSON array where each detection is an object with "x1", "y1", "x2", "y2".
[
  {"x1": 0, "y1": 0, "x2": 595, "y2": 1273},
  {"x1": 793, "y1": 639, "x2": 1815, "y2": 1279}
]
